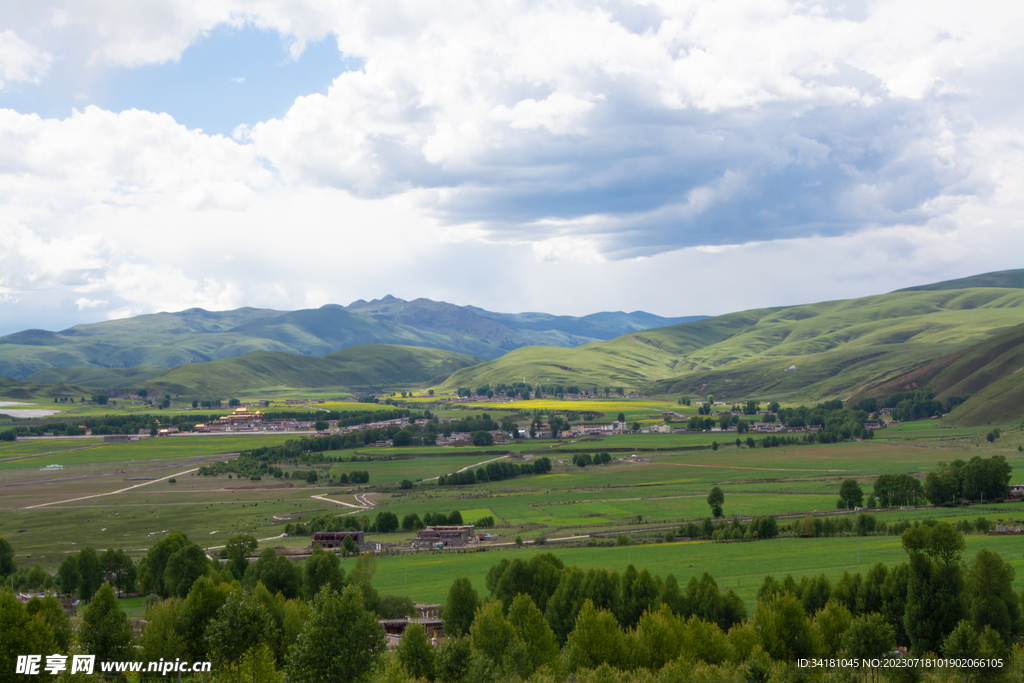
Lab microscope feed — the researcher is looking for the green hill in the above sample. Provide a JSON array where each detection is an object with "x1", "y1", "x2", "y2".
[
  {"x1": 894, "y1": 269, "x2": 1024, "y2": 292},
  {"x1": 0, "y1": 378, "x2": 98, "y2": 401},
  {"x1": 26, "y1": 366, "x2": 168, "y2": 391},
  {"x1": 852, "y1": 321, "x2": 1024, "y2": 426},
  {"x1": 441, "y1": 288, "x2": 1024, "y2": 408},
  {"x1": 146, "y1": 344, "x2": 481, "y2": 398}
]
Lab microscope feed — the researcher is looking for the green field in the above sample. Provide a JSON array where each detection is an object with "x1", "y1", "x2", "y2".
[
  {"x1": 0, "y1": 438, "x2": 105, "y2": 459},
  {"x1": 359, "y1": 532, "x2": 1024, "y2": 605},
  {"x1": 0, "y1": 434, "x2": 300, "y2": 472}
]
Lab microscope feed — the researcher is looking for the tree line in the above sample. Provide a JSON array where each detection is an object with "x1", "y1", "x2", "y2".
[{"x1": 439, "y1": 457, "x2": 551, "y2": 486}]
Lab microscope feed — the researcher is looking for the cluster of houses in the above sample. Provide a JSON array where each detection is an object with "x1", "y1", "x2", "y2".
[
  {"x1": 439, "y1": 391, "x2": 648, "y2": 403},
  {"x1": 412, "y1": 525, "x2": 477, "y2": 548},
  {"x1": 863, "y1": 420, "x2": 901, "y2": 430}
]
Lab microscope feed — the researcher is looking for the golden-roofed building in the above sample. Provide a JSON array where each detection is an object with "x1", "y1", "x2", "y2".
[{"x1": 211, "y1": 407, "x2": 265, "y2": 426}]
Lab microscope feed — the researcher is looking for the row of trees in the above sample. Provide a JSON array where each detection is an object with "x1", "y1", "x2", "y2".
[
  {"x1": 923, "y1": 455, "x2": 1013, "y2": 504},
  {"x1": 572, "y1": 452, "x2": 612, "y2": 467},
  {"x1": 677, "y1": 514, "x2": 781, "y2": 542},
  {"x1": 439, "y1": 457, "x2": 551, "y2": 486},
  {"x1": 854, "y1": 387, "x2": 967, "y2": 421}
]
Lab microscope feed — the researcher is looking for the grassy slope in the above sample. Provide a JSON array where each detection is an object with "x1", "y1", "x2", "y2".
[
  {"x1": 894, "y1": 269, "x2": 1024, "y2": 292},
  {"x1": 26, "y1": 365, "x2": 168, "y2": 390},
  {"x1": 441, "y1": 288, "x2": 1024, "y2": 405},
  {"x1": 0, "y1": 378, "x2": 98, "y2": 400},
  {"x1": 147, "y1": 344, "x2": 481, "y2": 398},
  {"x1": 849, "y1": 321, "x2": 1024, "y2": 426}
]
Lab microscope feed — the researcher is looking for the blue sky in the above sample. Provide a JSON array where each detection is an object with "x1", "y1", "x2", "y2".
[
  {"x1": 0, "y1": 26, "x2": 355, "y2": 136},
  {"x1": 0, "y1": 1, "x2": 1022, "y2": 335}
]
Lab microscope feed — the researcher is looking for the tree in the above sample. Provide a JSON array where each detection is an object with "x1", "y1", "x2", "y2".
[
  {"x1": 140, "y1": 530, "x2": 193, "y2": 597},
  {"x1": 812, "y1": 599, "x2": 852, "y2": 655},
  {"x1": 966, "y1": 548, "x2": 1019, "y2": 644},
  {"x1": 619, "y1": 564, "x2": 659, "y2": 629},
  {"x1": 80, "y1": 583, "x2": 134, "y2": 663},
  {"x1": 902, "y1": 522, "x2": 966, "y2": 653},
  {"x1": 225, "y1": 534, "x2": 258, "y2": 580},
  {"x1": 469, "y1": 599, "x2": 518, "y2": 670},
  {"x1": 375, "y1": 510, "x2": 400, "y2": 533},
  {"x1": 401, "y1": 513, "x2": 423, "y2": 531},
  {"x1": 880, "y1": 563, "x2": 911, "y2": 646},
  {"x1": 753, "y1": 593, "x2": 814, "y2": 661},
  {"x1": 0, "y1": 537, "x2": 15, "y2": 578},
  {"x1": 397, "y1": 621, "x2": 435, "y2": 680},
  {"x1": 205, "y1": 587, "x2": 279, "y2": 670},
  {"x1": 349, "y1": 554, "x2": 380, "y2": 613},
  {"x1": 303, "y1": 545, "x2": 347, "y2": 600},
  {"x1": 224, "y1": 643, "x2": 283, "y2": 683},
  {"x1": 701, "y1": 516, "x2": 715, "y2": 538},
  {"x1": 164, "y1": 544, "x2": 209, "y2": 598},
  {"x1": 562, "y1": 600, "x2": 628, "y2": 672},
  {"x1": 838, "y1": 479, "x2": 864, "y2": 509},
  {"x1": 443, "y1": 576, "x2": 479, "y2": 637},
  {"x1": 924, "y1": 465, "x2": 959, "y2": 505},
  {"x1": 100, "y1": 548, "x2": 136, "y2": 594},
  {"x1": 57, "y1": 554, "x2": 79, "y2": 596},
  {"x1": 842, "y1": 613, "x2": 894, "y2": 680},
  {"x1": 25, "y1": 596, "x2": 73, "y2": 652},
  {"x1": 139, "y1": 598, "x2": 188, "y2": 665},
  {"x1": 544, "y1": 566, "x2": 586, "y2": 645},
  {"x1": 435, "y1": 636, "x2": 471, "y2": 683},
  {"x1": 0, "y1": 590, "x2": 57, "y2": 681},
  {"x1": 508, "y1": 594, "x2": 558, "y2": 672},
  {"x1": 77, "y1": 547, "x2": 102, "y2": 601},
  {"x1": 179, "y1": 576, "x2": 233, "y2": 661},
  {"x1": 857, "y1": 563, "x2": 888, "y2": 616},
  {"x1": 706, "y1": 486, "x2": 725, "y2": 518},
  {"x1": 244, "y1": 547, "x2": 301, "y2": 599}
]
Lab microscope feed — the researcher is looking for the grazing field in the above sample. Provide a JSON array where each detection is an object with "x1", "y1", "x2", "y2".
[
  {"x1": 0, "y1": 433, "x2": 300, "y2": 472},
  {"x1": 0, "y1": 438, "x2": 105, "y2": 459}
]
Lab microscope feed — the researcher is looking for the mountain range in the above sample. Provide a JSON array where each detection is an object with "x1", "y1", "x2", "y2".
[
  {"x1": 0, "y1": 297, "x2": 703, "y2": 381},
  {"x1": 2, "y1": 270, "x2": 1022, "y2": 426}
]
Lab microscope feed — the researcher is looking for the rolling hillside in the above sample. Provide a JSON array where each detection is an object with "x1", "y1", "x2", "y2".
[
  {"x1": 894, "y1": 268, "x2": 1024, "y2": 292},
  {"x1": 441, "y1": 287, "x2": 1024, "y2": 409},
  {"x1": 26, "y1": 366, "x2": 168, "y2": 391},
  {"x1": 145, "y1": 344, "x2": 481, "y2": 398},
  {"x1": 852, "y1": 321, "x2": 1024, "y2": 426},
  {"x1": 0, "y1": 298, "x2": 700, "y2": 380}
]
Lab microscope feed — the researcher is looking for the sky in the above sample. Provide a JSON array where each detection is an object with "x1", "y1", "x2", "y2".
[{"x1": 1, "y1": 0, "x2": 1022, "y2": 335}]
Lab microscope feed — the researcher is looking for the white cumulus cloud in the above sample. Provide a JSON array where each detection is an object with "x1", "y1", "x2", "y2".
[{"x1": 0, "y1": 30, "x2": 52, "y2": 89}]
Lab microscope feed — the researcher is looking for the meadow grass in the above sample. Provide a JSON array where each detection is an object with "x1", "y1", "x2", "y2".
[
  {"x1": 359, "y1": 533, "x2": 1024, "y2": 606},
  {"x1": 0, "y1": 438, "x2": 105, "y2": 459},
  {"x1": 0, "y1": 434, "x2": 299, "y2": 471}
]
